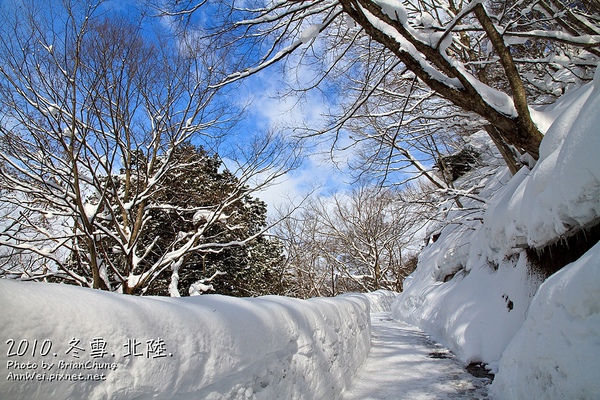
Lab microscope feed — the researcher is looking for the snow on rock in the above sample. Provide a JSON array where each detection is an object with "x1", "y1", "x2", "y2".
[
  {"x1": 485, "y1": 77, "x2": 600, "y2": 252},
  {"x1": 0, "y1": 280, "x2": 371, "y2": 400},
  {"x1": 491, "y1": 241, "x2": 600, "y2": 400},
  {"x1": 391, "y1": 129, "x2": 534, "y2": 370}
]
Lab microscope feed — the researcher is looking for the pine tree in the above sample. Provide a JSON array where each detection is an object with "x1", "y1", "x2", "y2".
[{"x1": 93, "y1": 142, "x2": 286, "y2": 296}]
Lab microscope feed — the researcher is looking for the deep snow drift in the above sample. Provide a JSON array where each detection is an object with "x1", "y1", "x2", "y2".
[
  {"x1": 393, "y1": 72, "x2": 600, "y2": 398},
  {"x1": 0, "y1": 280, "x2": 395, "y2": 400},
  {"x1": 490, "y1": 242, "x2": 600, "y2": 399}
]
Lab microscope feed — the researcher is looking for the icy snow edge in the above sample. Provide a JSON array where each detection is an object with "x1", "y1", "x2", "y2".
[{"x1": 0, "y1": 280, "x2": 385, "y2": 400}]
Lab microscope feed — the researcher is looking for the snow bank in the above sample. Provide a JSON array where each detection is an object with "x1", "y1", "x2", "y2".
[
  {"x1": 392, "y1": 131, "x2": 536, "y2": 369},
  {"x1": 484, "y1": 75, "x2": 600, "y2": 253},
  {"x1": 392, "y1": 234, "x2": 540, "y2": 368},
  {"x1": 360, "y1": 290, "x2": 397, "y2": 313},
  {"x1": 0, "y1": 280, "x2": 371, "y2": 400},
  {"x1": 393, "y1": 74, "x2": 600, "y2": 379},
  {"x1": 491, "y1": 241, "x2": 600, "y2": 399}
]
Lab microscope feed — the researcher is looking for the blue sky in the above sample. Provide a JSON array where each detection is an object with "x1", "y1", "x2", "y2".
[
  {"x1": 127, "y1": 0, "x2": 360, "y2": 209},
  {"x1": 233, "y1": 67, "x2": 357, "y2": 209},
  {"x1": 1, "y1": 0, "x2": 385, "y2": 212}
]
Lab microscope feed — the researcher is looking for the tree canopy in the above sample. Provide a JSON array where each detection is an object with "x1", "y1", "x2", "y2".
[
  {"x1": 0, "y1": 0, "x2": 294, "y2": 295},
  {"x1": 159, "y1": 0, "x2": 598, "y2": 177}
]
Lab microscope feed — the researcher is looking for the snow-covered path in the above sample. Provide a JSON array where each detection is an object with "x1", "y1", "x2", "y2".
[{"x1": 342, "y1": 313, "x2": 491, "y2": 400}]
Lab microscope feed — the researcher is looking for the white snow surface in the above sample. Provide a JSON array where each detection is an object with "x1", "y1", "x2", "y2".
[
  {"x1": 299, "y1": 24, "x2": 323, "y2": 44},
  {"x1": 373, "y1": 0, "x2": 408, "y2": 24},
  {"x1": 342, "y1": 313, "x2": 490, "y2": 400},
  {"x1": 490, "y1": 241, "x2": 600, "y2": 399},
  {"x1": 393, "y1": 75, "x2": 600, "y2": 398},
  {"x1": 484, "y1": 78, "x2": 600, "y2": 252},
  {"x1": 0, "y1": 281, "x2": 396, "y2": 400}
]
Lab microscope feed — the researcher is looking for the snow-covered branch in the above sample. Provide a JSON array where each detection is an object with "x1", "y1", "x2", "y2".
[{"x1": 0, "y1": 2, "x2": 289, "y2": 296}]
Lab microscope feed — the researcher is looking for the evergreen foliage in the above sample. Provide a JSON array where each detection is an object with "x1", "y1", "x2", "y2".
[{"x1": 74, "y1": 143, "x2": 286, "y2": 296}]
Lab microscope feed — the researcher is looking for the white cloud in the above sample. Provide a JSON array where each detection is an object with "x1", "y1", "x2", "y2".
[
  {"x1": 238, "y1": 67, "x2": 328, "y2": 133},
  {"x1": 233, "y1": 66, "x2": 350, "y2": 210},
  {"x1": 255, "y1": 154, "x2": 353, "y2": 217}
]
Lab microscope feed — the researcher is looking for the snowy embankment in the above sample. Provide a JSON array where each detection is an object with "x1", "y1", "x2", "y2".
[
  {"x1": 393, "y1": 71, "x2": 600, "y2": 399},
  {"x1": 361, "y1": 289, "x2": 397, "y2": 313},
  {"x1": 0, "y1": 281, "x2": 393, "y2": 400},
  {"x1": 490, "y1": 241, "x2": 600, "y2": 399}
]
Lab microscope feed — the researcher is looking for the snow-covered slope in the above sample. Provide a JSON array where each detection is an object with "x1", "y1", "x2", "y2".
[
  {"x1": 484, "y1": 73, "x2": 600, "y2": 253},
  {"x1": 490, "y1": 241, "x2": 600, "y2": 399},
  {"x1": 392, "y1": 129, "x2": 536, "y2": 369},
  {"x1": 393, "y1": 71, "x2": 600, "y2": 398},
  {"x1": 0, "y1": 280, "x2": 396, "y2": 400}
]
